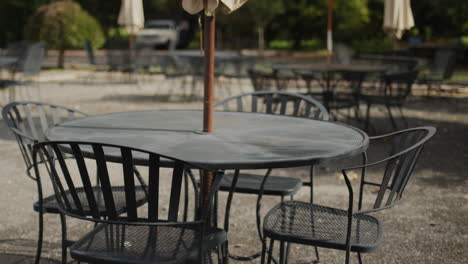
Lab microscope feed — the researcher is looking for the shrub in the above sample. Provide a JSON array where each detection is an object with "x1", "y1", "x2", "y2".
[{"x1": 24, "y1": 0, "x2": 105, "y2": 67}]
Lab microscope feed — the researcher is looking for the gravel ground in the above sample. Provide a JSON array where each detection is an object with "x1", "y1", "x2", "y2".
[{"x1": 0, "y1": 72, "x2": 467, "y2": 263}]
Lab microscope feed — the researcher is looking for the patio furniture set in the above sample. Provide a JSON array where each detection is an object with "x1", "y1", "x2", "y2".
[{"x1": 3, "y1": 91, "x2": 435, "y2": 263}]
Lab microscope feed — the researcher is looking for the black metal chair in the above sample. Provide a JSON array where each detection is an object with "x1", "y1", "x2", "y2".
[
  {"x1": 260, "y1": 126, "x2": 436, "y2": 264},
  {"x1": 214, "y1": 91, "x2": 329, "y2": 261},
  {"x1": 1, "y1": 42, "x2": 45, "y2": 102},
  {"x1": 2, "y1": 102, "x2": 148, "y2": 264},
  {"x1": 361, "y1": 71, "x2": 419, "y2": 132},
  {"x1": 32, "y1": 141, "x2": 227, "y2": 264},
  {"x1": 419, "y1": 49, "x2": 457, "y2": 95}
]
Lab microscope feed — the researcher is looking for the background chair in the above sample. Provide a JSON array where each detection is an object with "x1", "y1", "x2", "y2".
[
  {"x1": 33, "y1": 141, "x2": 227, "y2": 264},
  {"x1": 214, "y1": 91, "x2": 329, "y2": 261},
  {"x1": 361, "y1": 71, "x2": 419, "y2": 132},
  {"x1": 2, "y1": 102, "x2": 148, "y2": 264},
  {"x1": 1, "y1": 42, "x2": 45, "y2": 103},
  {"x1": 418, "y1": 48, "x2": 457, "y2": 95},
  {"x1": 333, "y1": 43, "x2": 352, "y2": 65},
  {"x1": 260, "y1": 127, "x2": 436, "y2": 264}
]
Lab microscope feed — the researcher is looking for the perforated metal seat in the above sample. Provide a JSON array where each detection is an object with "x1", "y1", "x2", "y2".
[
  {"x1": 218, "y1": 173, "x2": 302, "y2": 196},
  {"x1": 33, "y1": 186, "x2": 147, "y2": 215},
  {"x1": 263, "y1": 201, "x2": 382, "y2": 253},
  {"x1": 71, "y1": 224, "x2": 227, "y2": 264},
  {"x1": 260, "y1": 127, "x2": 436, "y2": 264}
]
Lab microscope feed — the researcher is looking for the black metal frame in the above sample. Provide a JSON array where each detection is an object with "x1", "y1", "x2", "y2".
[
  {"x1": 214, "y1": 91, "x2": 329, "y2": 261},
  {"x1": 2, "y1": 102, "x2": 89, "y2": 263},
  {"x1": 32, "y1": 140, "x2": 226, "y2": 264},
  {"x1": 259, "y1": 126, "x2": 436, "y2": 264}
]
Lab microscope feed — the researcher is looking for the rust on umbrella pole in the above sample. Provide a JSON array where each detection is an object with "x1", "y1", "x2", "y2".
[
  {"x1": 327, "y1": 0, "x2": 334, "y2": 64},
  {"x1": 203, "y1": 14, "x2": 215, "y2": 133}
]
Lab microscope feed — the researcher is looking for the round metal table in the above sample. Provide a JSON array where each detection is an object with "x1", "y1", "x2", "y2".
[{"x1": 47, "y1": 110, "x2": 368, "y2": 170}]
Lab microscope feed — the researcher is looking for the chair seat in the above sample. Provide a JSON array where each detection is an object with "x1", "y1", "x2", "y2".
[
  {"x1": 34, "y1": 186, "x2": 147, "y2": 215},
  {"x1": 263, "y1": 201, "x2": 382, "y2": 253},
  {"x1": 218, "y1": 173, "x2": 303, "y2": 196},
  {"x1": 70, "y1": 223, "x2": 227, "y2": 264}
]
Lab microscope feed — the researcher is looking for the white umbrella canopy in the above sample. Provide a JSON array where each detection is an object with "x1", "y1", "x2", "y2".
[
  {"x1": 383, "y1": 0, "x2": 415, "y2": 39},
  {"x1": 118, "y1": 0, "x2": 145, "y2": 35},
  {"x1": 182, "y1": 0, "x2": 248, "y2": 15}
]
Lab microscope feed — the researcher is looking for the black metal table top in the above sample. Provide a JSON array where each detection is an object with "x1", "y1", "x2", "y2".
[{"x1": 47, "y1": 110, "x2": 368, "y2": 170}]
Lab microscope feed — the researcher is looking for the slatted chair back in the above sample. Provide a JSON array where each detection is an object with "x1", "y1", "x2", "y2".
[
  {"x1": 21, "y1": 42, "x2": 46, "y2": 77},
  {"x1": 215, "y1": 91, "x2": 329, "y2": 121},
  {"x1": 2, "y1": 102, "x2": 88, "y2": 174},
  {"x1": 431, "y1": 49, "x2": 457, "y2": 79},
  {"x1": 83, "y1": 39, "x2": 96, "y2": 65},
  {"x1": 342, "y1": 127, "x2": 436, "y2": 214},
  {"x1": 32, "y1": 141, "x2": 223, "y2": 225},
  {"x1": 379, "y1": 71, "x2": 418, "y2": 100}
]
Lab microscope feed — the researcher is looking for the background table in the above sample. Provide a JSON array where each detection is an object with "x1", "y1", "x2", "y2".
[{"x1": 47, "y1": 110, "x2": 368, "y2": 170}]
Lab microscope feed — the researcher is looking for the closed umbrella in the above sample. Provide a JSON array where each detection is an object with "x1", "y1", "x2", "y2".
[
  {"x1": 383, "y1": 0, "x2": 414, "y2": 40},
  {"x1": 118, "y1": 0, "x2": 145, "y2": 50}
]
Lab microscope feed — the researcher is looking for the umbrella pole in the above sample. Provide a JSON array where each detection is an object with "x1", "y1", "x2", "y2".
[
  {"x1": 201, "y1": 14, "x2": 216, "y2": 210},
  {"x1": 203, "y1": 14, "x2": 215, "y2": 133},
  {"x1": 327, "y1": 0, "x2": 334, "y2": 64}
]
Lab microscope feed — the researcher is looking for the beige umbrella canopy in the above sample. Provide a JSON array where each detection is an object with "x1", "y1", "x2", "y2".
[
  {"x1": 383, "y1": 0, "x2": 414, "y2": 39},
  {"x1": 182, "y1": 0, "x2": 248, "y2": 15},
  {"x1": 118, "y1": 0, "x2": 145, "y2": 49}
]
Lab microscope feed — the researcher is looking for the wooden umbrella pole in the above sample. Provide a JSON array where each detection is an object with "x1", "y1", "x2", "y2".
[
  {"x1": 201, "y1": 13, "x2": 215, "y2": 209},
  {"x1": 327, "y1": 0, "x2": 334, "y2": 64},
  {"x1": 203, "y1": 14, "x2": 215, "y2": 133}
]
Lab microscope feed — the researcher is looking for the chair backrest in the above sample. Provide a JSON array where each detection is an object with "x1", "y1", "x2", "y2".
[
  {"x1": 431, "y1": 49, "x2": 457, "y2": 79},
  {"x1": 2, "y1": 102, "x2": 88, "y2": 171},
  {"x1": 5, "y1": 41, "x2": 28, "y2": 57},
  {"x1": 345, "y1": 127, "x2": 436, "y2": 214},
  {"x1": 20, "y1": 42, "x2": 46, "y2": 76},
  {"x1": 333, "y1": 43, "x2": 352, "y2": 65},
  {"x1": 33, "y1": 141, "x2": 222, "y2": 226},
  {"x1": 215, "y1": 91, "x2": 329, "y2": 121},
  {"x1": 83, "y1": 39, "x2": 96, "y2": 65},
  {"x1": 379, "y1": 71, "x2": 418, "y2": 99}
]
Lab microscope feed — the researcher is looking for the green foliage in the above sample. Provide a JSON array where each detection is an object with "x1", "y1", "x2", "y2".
[
  {"x1": 24, "y1": 0, "x2": 105, "y2": 50},
  {"x1": 351, "y1": 37, "x2": 393, "y2": 54},
  {"x1": 245, "y1": 0, "x2": 284, "y2": 27}
]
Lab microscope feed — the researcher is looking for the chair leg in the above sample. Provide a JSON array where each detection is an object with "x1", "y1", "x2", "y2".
[
  {"x1": 357, "y1": 252, "x2": 363, "y2": 264},
  {"x1": 60, "y1": 213, "x2": 67, "y2": 264},
  {"x1": 260, "y1": 239, "x2": 267, "y2": 264},
  {"x1": 34, "y1": 210, "x2": 44, "y2": 264},
  {"x1": 267, "y1": 239, "x2": 275, "y2": 264},
  {"x1": 279, "y1": 241, "x2": 286, "y2": 264},
  {"x1": 365, "y1": 102, "x2": 372, "y2": 132},
  {"x1": 385, "y1": 105, "x2": 398, "y2": 130},
  {"x1": 309, "y1": 165, "x2": 315, "y2": 204},
  {"x1": 397, "y1": 105, "x2": 408, "y2": 128}
]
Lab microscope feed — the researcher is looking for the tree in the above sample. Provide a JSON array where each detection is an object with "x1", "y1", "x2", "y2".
[
  {"x1": 24, "y1": 0, "x2": 105, "y2": 68},
  {"x1": 245, "y1": 0, "x2": 284, "y2": 55}
]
